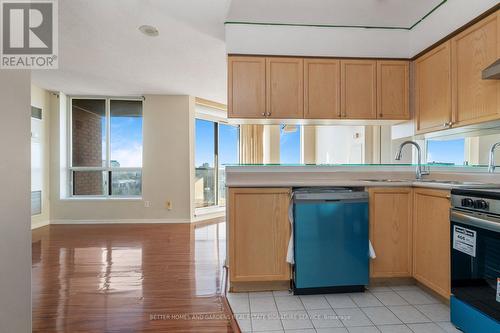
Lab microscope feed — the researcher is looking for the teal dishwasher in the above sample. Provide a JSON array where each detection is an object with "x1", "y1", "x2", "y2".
[{"x1": 293, "y1": 187, "x2": 369, "y2": 295}]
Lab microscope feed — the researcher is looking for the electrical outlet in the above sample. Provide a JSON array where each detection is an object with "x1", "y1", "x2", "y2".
[
  {"x1": 144, "y1": 200, "x2": 152, "y2": 208},
  {"x1": 165, "y1": 201, "x2": 172, "y2": 210}
]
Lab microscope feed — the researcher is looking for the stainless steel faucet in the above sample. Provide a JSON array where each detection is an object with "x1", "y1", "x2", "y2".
[
  {"x1": 488, "y1": 142, "x2": 500, "y2": 173},
  {"x1": 395, "y1": 140, "x2": 430, "y2": 180}
]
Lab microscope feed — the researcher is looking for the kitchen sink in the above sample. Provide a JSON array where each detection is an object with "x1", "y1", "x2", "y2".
[
  {"x1": 359, "y1": 179, "x2": 497, "y2": 188},
  {"x1": 414, "y1": 180, "x2": 499, "y2": 188},
  {"x1": 416, "y1": 180, "x2": 486, "y2": 185},
  {"x1": 360, "y1": 179, "x2": 410, "y2": 183}
]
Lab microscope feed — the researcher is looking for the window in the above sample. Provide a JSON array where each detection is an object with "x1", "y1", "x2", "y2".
[
  {"x1": 280, "y1": 125, "x2": 301, "y2": 164},
  {"x1": 70, "y1": 98, "x2": 143, "y2": 197},
  {"x1": 195, "y1": 119, "x2": 239, "y2": 208},
  {"x1": 195, "y1": 119, "x2": 216, "y2": 207},
  {"x1": 426, "y1": 138, "x2": 465, "y2": 165},
  {"x1": 218, "y1": 123, "x2": 239, "y2": 206},
  {"x1": 31, "y1": 106, "x2": 43, "y2": 214}
]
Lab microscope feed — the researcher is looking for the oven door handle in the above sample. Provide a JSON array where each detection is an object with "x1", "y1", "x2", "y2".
[{"x1": 451, "y1": 210, "x2": 500, "y2": 233}]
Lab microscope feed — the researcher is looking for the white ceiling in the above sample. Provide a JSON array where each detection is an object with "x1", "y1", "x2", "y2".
[
  {"x1": 32, "y1": 0, "x2": 496, "y2": 104},
  {"x1": 227, "y1": 0, "x2": 443, "y2": 28},
  {"x1": 32, "y1": 0, "x2": 231, "y2": 103}
]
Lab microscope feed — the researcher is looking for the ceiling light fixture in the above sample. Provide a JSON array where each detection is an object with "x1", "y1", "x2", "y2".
[{"x1": 139, "y1": 25, "x2": 159, "y2": 37}]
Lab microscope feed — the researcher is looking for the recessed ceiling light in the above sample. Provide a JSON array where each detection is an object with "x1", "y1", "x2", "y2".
[{"x1": 139, "y1": 25, "x2": 159, "y2": 37}]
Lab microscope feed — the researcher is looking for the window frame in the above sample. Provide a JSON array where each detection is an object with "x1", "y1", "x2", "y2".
[
  {"x1": 194, "y1": 116, "x2": 239, "y2": 209},
  {"x1": 68, "y1": 96, "x2": 144, "y2": 198}
]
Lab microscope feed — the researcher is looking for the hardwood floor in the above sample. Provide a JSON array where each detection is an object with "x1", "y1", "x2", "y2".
[{"x1": 32, "y1": 222, "x2": 235, "y2": 332}]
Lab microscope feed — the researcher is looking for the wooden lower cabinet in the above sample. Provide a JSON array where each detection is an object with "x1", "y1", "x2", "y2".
[
  {"x1": 413, "y1": 188, "x2": 451, "y2": 299},
  {"x1": 228, "y1": 188, "x2": 291, "y2": 285},
  {"x1": 369, "y1": 188, "x2": 413, "y2": 278}
]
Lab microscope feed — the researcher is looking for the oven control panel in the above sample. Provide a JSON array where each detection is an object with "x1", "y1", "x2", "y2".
[
  {"x1": 460, "y1": 198, "x2": 490, "y2": 210},
  {"x1": 452, "y1": 194, "x2": 500, "y2": 215}
]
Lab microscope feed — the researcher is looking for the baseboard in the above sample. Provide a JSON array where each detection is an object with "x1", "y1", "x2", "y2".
[
  {"x1": 192, "y1": 210, "x2": 225, "y2": 222},
  {"x1": 31, "y1": 220, "x2": 50, "y2": 230},
  {"x1": 230, "y1": 280, "x2": 290, "y2": 293},
  {"x1": 51, "y1": 218, "x2": 192, "y2": 225}
]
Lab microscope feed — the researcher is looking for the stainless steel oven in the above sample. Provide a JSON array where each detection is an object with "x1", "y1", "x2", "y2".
[{"x1": 450, "y1": 188, "x2": 500, "y2": 332}]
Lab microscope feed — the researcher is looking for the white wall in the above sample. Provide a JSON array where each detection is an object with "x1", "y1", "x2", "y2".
[
  {"x1": 50, "y1": 94, "x2": 196, "y2": 223},
  {"x1": 0, "y1": 71, "x2": 32, "y2": 333},
  {"x1": 315, "y1": 126, "x2": 365, "y2": 164},
  {"x1": 408, "y1": 0, "x2": 499, "y2": 56},
  {"x1": 31, "y1": 85, "x2": 51, "y2": 228}
]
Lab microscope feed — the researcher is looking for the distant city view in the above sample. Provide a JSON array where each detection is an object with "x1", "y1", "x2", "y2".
[
  {"x1": 71, "y1": 99, "x2": 143, "y2": 197},
  {"x1": 195, "y1": 119, "x2": 238, "y2": 208}
]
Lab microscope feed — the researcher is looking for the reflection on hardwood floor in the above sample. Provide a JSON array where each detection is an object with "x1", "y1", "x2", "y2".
[{"x1": 32, "y1": 222, "x2": 234, "y2": 332}]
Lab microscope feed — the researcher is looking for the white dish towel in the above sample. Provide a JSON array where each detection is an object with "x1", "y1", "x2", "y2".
[{"x1": 286, "y1": 192, "x2": 295, "y2": 264}]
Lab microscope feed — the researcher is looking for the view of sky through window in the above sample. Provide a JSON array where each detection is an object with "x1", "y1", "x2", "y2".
[
  {"x1": 280, "y1": 125, "x2": 301, "y2": 164},
  {"x1": 110, "y1": 100, "x2": 143, "y2": 168},
  {"x1": 426, "y1": 138, "x2": 465, "y2": 165}
]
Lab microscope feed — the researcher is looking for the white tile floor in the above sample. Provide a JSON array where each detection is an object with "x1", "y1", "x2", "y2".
[{"x1": 227, "y1": 284, "x2": 462, "y2": 333}]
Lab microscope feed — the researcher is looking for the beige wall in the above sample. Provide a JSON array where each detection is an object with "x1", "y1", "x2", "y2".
[
  {"x1": 469, "y1": 133, "x2": 500, "y2": 166},
  {"x1": 50, "y1": 94, "x2": 196, "y2": 223},
  {"x1": 31, "y1": 85, "x2": 51, "y2": 228},
  {"x1": 302, "y1": 126, "x2": 316, "y2": 164},
  {"x1": 263, "y1": 125, "x2": 280, "y2": 164},
  {"x1": 0, "y1": 71, "x2": 32, "y2": 332}
]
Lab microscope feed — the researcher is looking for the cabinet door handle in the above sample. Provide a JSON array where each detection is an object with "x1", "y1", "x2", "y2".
[{"x1": 261, "y1": 112, "x2": 266, "y2": 117}]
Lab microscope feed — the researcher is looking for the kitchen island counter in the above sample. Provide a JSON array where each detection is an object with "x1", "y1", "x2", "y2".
[{"x1": 225, "y1": 165, "x2": 500, "y2": 189}]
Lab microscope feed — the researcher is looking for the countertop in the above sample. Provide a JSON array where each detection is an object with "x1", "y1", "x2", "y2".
[{"x1": 225, "y1": 165, "x2": 500, "y2": 190}]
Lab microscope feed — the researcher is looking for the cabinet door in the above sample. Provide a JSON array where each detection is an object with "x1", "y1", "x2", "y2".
[
  {"x1": 229, "y1": 188, "x2": 291, "y2": 282},
  {"x1": 369, "y1": 188, "x2": 413, "y2": 278},
  {"x1": 266, "y1": 57, "x2": 304, "y2": 119},
  {"x1": 415, "y1": 41, "x2": 452, "y2": 134},
  {"x1": 413, "y1": 188, "x2": 451, "y2": 299},
  {"x1": 228, "y1": 56, "x2": 266, "y2": 118},
  {"x1": 452, "y1": 11, "x2": 500, "y2": 126},
  {"x1": 304, "y1": 59, "x2": 341, "y2": 119},
  {"x1": 341, "y1": 60, "x2": 377, "y2": 119},
  {"x1": 377, "y1": 60, "x2": 409, "y2": 120}
]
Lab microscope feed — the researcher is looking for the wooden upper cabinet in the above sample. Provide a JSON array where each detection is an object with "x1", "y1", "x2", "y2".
[
  {"x1": 341, "y1": 60, "x2": 377, "y2": 119},
  {"x1": 266, "y1": 57, "x2": 304, "y2": 119},
  {"x1": 228, "y1": 56, "x2": 266, "y2": 118},
  {"x1": 377, "y1": 60, "x2": 409, "y2": 120},
  {"x1": 451, "y1": 11, "x2": 500, "y2": 126},
  {"x1": 369, "y1": 188, "x2": 413, "y2": 278},
  {"x1": 413, "y1": 188, "x2": 451, "y2": 299},
  {"x1": 228, "y1": 188, "x2": 291, "y2": 283},
  {"x1": 304, "y1": 59, "x2": 341, "y2": 119},
  {"x1": 415, "y1": 41, "x2": 452, "y2": 134}
]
